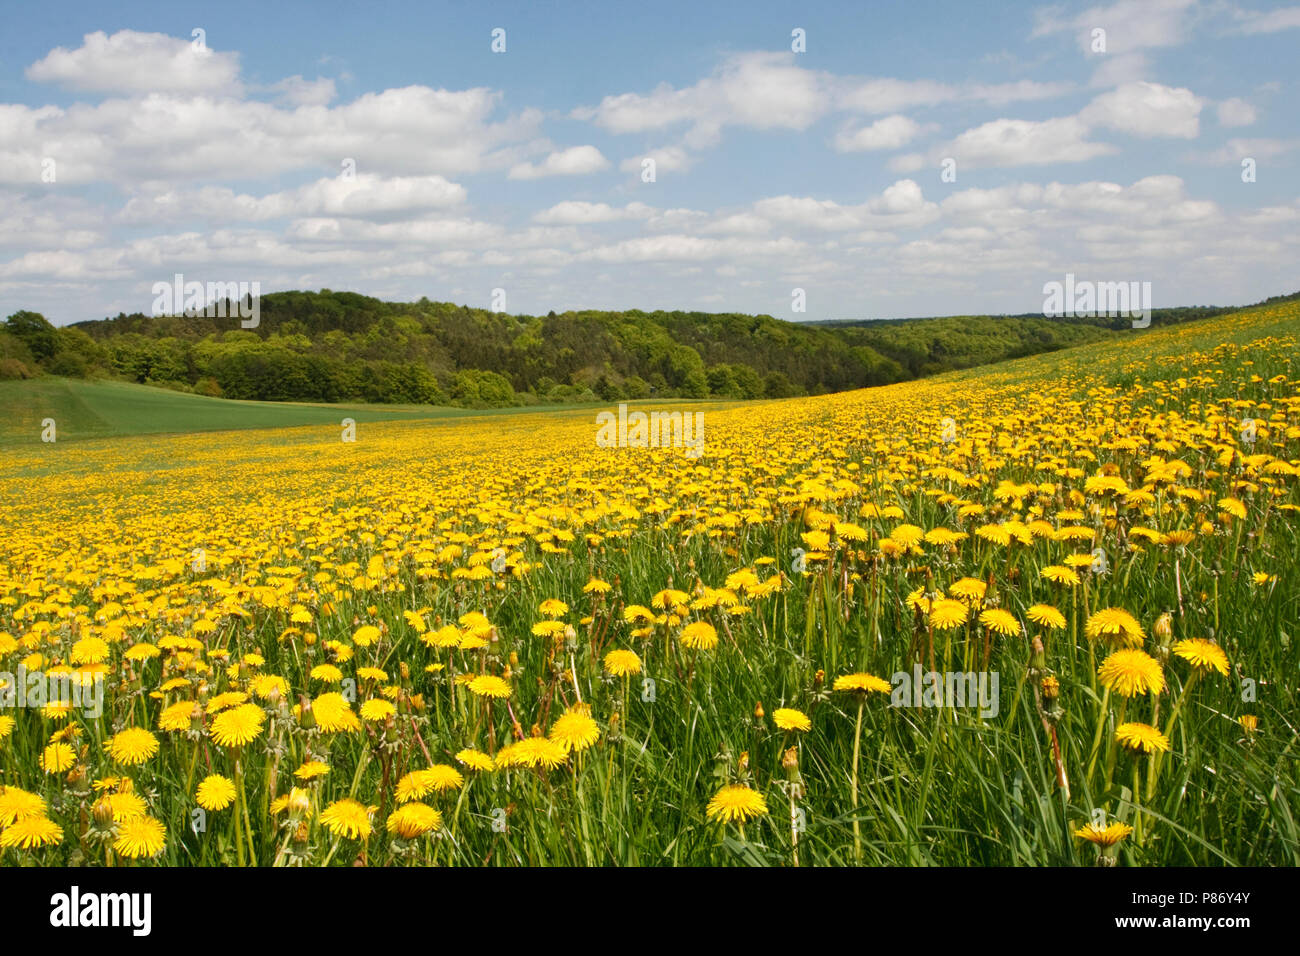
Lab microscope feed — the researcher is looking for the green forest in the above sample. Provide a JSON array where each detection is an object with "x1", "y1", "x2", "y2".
[{"x1": 1, "y1": 290, "x2": 1290, "y2": 408}]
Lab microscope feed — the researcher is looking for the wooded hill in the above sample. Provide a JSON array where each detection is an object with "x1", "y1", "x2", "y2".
[{"x1": 2, "y1": 289, "x2": 1290, "y2": 407}]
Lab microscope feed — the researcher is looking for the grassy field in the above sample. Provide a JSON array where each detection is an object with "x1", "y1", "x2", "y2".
[
  {"x1": 0, "y1": 377, "x2": 637, "y2": 446},
  {"x1": 0, "y1": 301, "x2": 1296, "y2": 867}
]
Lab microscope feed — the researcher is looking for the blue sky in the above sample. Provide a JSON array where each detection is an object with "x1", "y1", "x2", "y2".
[{"x1": 1, "y1": 0, "x2": 1297, "y2": 325}]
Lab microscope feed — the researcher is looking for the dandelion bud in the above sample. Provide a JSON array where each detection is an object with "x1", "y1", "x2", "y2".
[
  {"x1": 287, "y1": 788, "x2": 310, "y2": 815},
  {"x1": 738, "y1": 750, "x2": 749, "y2": 772},
  {"x1": 782, "y1": 747, "x2": 799, "y2": 774},
  {"x1": 1042, "y1": 676, "x2": 1060, "y2": 699},
  {"x1": 299, "y1": 696, "x2": 317, "y2": 730},
  {"x1": 1154, "y1": 612, "x2": 1173, "y2": 643},
  {"x1": 509, "y1": 651, "x2": 519, "y2": 667},
  {"x1": 814, "y1": 669, "x2": 825, "y2": 689},
  {"x1": 91, "y1": 798, "x2": 113, "y2": 827},
  {"x1": 754, "y1": 700, "x2": 765, "y2": 720},
  {"x1": 1030, "y1": 636, "x2": 1046, "y2": 671}
]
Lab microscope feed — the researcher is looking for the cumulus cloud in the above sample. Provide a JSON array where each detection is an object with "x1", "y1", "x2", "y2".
[
  {"x1": 1216, "y1": 97, "x2": 1257, "y2": 127},
  {"x1": 508, "y1": 145, "x2": 610, "y2": 180},
  {"x1": 832, "y1": 115, "x2": 925, "y2": 152},
  {"x1": 26, "y1": 30, "x2": 242, "y2": 95},
  {"x1": 1080, "y1": 81, "x2": 1203, "y2": 137},
  {"x1": 618, "y1": 146, "x2": 693, "y2": 175},
  {"x1": 893, "y1": 82, "x2": 1201, "y2": 171},
  {"x1": 1032, "y1": 0, "x2": 1198, "y2": 54},
  {"x1": 0, "y1": 85, "x2": 541, "y2": 185},
  {"x1": 574, "y1": 52, "x2": 830, "y2": 136},
  {"x1": 118, "y1": 174, "x2": 467, "y2": 224},
  {"x1": 267, "y1": 75, "x2": 337, "y2": 107},
  {"x1": 532, "y1": 201, "x2": 655, "y2": 225}
]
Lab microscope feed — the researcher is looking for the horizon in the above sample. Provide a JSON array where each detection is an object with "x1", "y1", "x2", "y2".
[{"x1": 67, "y1": 282, "x2": 1285, "y2": 330}]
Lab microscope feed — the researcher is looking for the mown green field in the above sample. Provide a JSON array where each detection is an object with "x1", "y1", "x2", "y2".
[{"x1": 0, "y1": 378, "x2": 506, "y2": 445}]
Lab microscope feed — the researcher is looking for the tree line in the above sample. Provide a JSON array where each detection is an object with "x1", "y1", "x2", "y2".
[{"x1": 1, "y1": 289, "x2": 1289, "y2": 408}]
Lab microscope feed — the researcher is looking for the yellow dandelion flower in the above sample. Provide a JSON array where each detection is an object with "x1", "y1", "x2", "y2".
[
  {"x1": 1027, "y1": 604, "x2": 1066, "y2": 630},
  {"x1": 1097, "y1": 649, "x2": 1165, "y2": 697},
  {"x1": 210, "y1": 703, "x2": 266, "y2": 747},
  {"x1": 196, "y1": 774, "x2": 237, "y2": 811},
  {"x1": 320, "y1": 798, "x2": 373, "y2": 840},
  {"x1": 455, "y1": 748, "x2": 496, "y2": 772},
  {"x1": 1074, "y1": 821, "x2": 1133, "y2": 847},
  {"x1": 387, "y1": 802, "x2": 442, "y2": 838},
  {"x1": 929, "y1": 598, "x2": 969, "y2": 630},
  {"x1": 467, "y1": 675, "x2": 511, "y2": 699},
  {"x1": 979, "y1": 608, "x2": 1020, "y2": 636},
  {"x1": 1172, "y1": 638, "x2": 1229, "y2": 676},
  {"x1": 833, "y1": 672, "x2": 892, "y2": 695},
  {"x1": 107, "y1": 727, "x2": 159, "y2": 765},
  {"x1": 706, "y1": 784, "x2": 768, "y2": 824},
  {"x1": 549, "y1": 706, "x2": 601, "y2": 753},
  {"x1": 1085, "y1": 608, "x2": 1145, "y2": 647},
  {"x1": 1115, "y1": 722, "x2": 1170, "y2": 754},
  {"x1": 294, "y1": 760, "x2": 330, "y2": 780},
  {"x1": 0, "y1": 813, "x2": 63, "y2": 849},
  {"x1": 359, "y1": 699, "x2": 396, "y2": 721},
  {"x1": 679, "y1": 621, "x2": 718, "y2": 650},
  {"x1": 40, "y1": 742, "x2": 76, "y2": 774},
  {"x1": 114, "y1": 816, "x2": 166, "y2": 858},
  {"x1": 603, "y1": 649, "x2": 642, "y2": 676},
  {"x1": 772, "y1": 707, "x2": 812, "y2": 732}
]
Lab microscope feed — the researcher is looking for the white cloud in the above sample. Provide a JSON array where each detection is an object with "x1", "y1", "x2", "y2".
[
  {"x1": 923, "y1": 116, "x2": 1115, "y2": 169},
  {"x1": 1032, "y1": 0, "x2": 1198, "y2": 54},
  {"x1": 618, "y1": 146, "x2": 693, "y2": 175},
  {"x1": 1080, "y1": 81, "x2": 1203, "y2": 137},
  {"x1": 836, "y1": 77, "x2": 1071, "y2": 113},
  {"x1": 752, "y1": 180, "x2": 939, "y2": 231},
  {"x1": 268, "y1": 75, "x2": 337, "y2": 107},
  {"x1": 284, "y1": 217, "x2": 501, "y2": 245},
  {"x1": 118, "y1": 173, "x2": 467, "y2": 224},
  {"x1": 532, "y1": 201, "x2": 654, "y2": 224},
  {"x1": 508, "y1": 145, "x2": 610, "y2": 180},
  {"x1": 1191, "y1": 138, "x2": 1300, "y2": 163},
  {"x1": 1231, "y1": 6, "x2": 1300, "y2": 34},
  {"x1": 577, "y1": 234, "x2": 804, "y2": 264},
  {"x1": 0, "y1": 85, "x2": 541, "y2": 185},
  {"x1": 575, "y1": 52, "x2": 829, "y2": 137},
  {"x1": 898, "y1": 82, "x2": 1202, "y2": 172},
  {"x1": 26, "y1": 30, "x2": 242, "y2": 95},
  {"x1": 833, "y1": 115, "x2": 924, "y2": 152},
  {"x1": 700, "y1": 213, "x2": 772, "y2": 236},
  {"x1": 1216, "y1": 97, "x2": 1257, "y2": 127}
]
